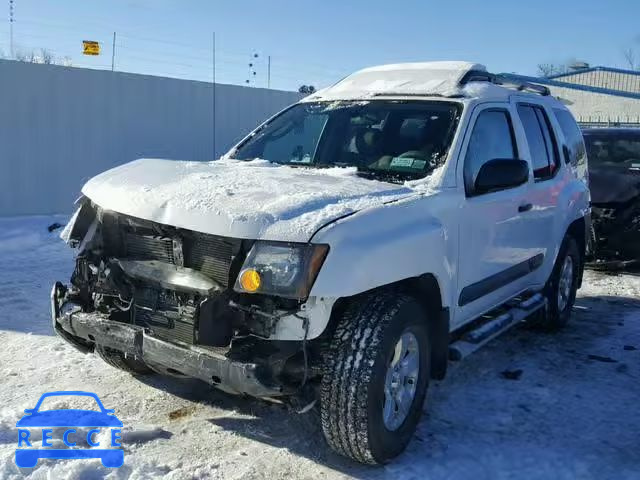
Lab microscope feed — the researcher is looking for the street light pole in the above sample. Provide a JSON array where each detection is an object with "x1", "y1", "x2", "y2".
[
  {"x1": 212, "y1": 31, "x2": 216, "y2": 158},
  {"x1": 9, "y1": 0, "x2": 15, "y2": 59},
  {"x1": 111, "y1": 32, "x2": 116, "y2": 71}
]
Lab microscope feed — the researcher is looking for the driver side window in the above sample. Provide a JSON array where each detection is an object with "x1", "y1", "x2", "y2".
[
  {"x1": 260, "y1": 113, "x2": 328, "y2": 164},
  {"x1": 464, "y1": 109, "x2": 518, "y2": 195}
]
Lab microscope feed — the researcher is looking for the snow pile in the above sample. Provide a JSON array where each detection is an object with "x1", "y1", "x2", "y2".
[
  {"x1": 306, "y1": 61, "x2": 486, "y2": 101},
  {"x1": 81, "y1": 158, "x2": 440, "y2": 242}
]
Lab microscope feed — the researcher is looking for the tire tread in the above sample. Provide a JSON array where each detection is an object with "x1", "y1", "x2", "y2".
[
  {"x1": 96, "y1": 344, "x2": 152, "y2": 375},
  {"x1": 320, "y1": 292, "x2": 412, "y2": 464}
]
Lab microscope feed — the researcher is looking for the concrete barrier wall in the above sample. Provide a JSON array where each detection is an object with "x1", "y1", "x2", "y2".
[
  {"x1": 546, "y1": 84, "x2": 640, "y2": 123},
  {"x1": 0, "y1": 60, "x2": 301, "y2": 215}
]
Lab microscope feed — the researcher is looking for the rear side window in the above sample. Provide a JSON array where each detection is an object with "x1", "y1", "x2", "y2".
[
  {"x1": 553, "y1": 109, "x2": 586, "y2": 166},
  {"x1": 463, "y1": 109, "x2": 517, "y2": 193},
  {"x1": 517, "y1": 104, "x2": 559, "y2": 180}
]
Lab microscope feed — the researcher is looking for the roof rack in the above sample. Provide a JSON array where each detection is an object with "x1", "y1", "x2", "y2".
[{"x1": 459, "y1": 70, "x2": 550, "y2": 96}]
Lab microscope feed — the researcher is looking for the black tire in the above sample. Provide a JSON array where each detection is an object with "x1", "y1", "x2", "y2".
[
  {"x1": 95, "y1": 344, "x2": 153, "y2": 375},
  {"x1": 588, "y1": 223, "x2": 598, "y2": 260},
  {"x1": 540, "y1": 236, "x2": 581, "y2": 330},
  {"x1": 320, "y1": 292, "x2": 430, "y2": 464}
]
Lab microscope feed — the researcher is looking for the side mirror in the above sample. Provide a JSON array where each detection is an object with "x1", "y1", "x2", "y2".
[{"x1": 473, "y1": 159, "x2": 529, "y2": 195}]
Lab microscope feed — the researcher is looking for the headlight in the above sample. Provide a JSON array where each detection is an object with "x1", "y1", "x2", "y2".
[{"x1": 234, "y1": 242, "x2": 329, "y2": 299}]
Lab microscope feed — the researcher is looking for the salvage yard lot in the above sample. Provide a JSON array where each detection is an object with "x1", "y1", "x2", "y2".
[{"x1": 0, "y1": 216, "x2": 638, "y2": 480}]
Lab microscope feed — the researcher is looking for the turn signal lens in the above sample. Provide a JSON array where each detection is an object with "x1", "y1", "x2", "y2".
[{"x1": 239, "y1": 269, "x2": 261, "y2": 292}]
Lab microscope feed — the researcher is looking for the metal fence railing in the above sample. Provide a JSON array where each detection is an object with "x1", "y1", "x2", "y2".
[{"x1": 578, "y1": 115, "x2": 640, "y2": 128}]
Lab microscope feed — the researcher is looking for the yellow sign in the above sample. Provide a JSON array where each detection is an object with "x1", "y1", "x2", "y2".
[{"x1": 82, "y1": 40, "x2": 100, "y2": 56}]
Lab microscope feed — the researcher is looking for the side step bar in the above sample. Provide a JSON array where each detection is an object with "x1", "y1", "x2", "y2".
[{"x1": 449, "y1": 293, "x2": 546, "y2": 361}]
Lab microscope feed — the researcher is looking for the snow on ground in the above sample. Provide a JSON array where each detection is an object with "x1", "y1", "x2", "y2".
[{"x1": 0, "y1": 216, "x2": 639, "y2": 480}]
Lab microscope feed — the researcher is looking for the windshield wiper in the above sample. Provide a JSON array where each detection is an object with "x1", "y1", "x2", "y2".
[{"x1": 355, "y1": 169, "x2": 406, "y2": 184}]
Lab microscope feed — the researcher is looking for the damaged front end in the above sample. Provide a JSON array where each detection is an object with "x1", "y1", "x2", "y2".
[
  {"x1": 52, "y1": 199, "x2": 328, "y2": 398},
  {"x1": 592, "y1": 197, "x2": 640, "y2": 262}
]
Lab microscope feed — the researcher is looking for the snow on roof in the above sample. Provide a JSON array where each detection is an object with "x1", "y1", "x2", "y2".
[{"x1": 305, "y1": 61, "x2": 487, "y2": 101}]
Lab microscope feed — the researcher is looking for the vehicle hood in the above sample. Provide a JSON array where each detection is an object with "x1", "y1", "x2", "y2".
[
  {"x1": 589, "y1": 165, "x2": 640, "y2": 205},
  {"x1": 82, "y1": 158, "x2": 428, "y2": 242}
]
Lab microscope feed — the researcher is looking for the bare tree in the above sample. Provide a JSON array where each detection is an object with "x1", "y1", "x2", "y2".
[
  {"x1": 16, "y1": 50, "x2": 36, "y2": 62},
  {"x1": 39, "y1": 48, "x2": 53, "y2": 64},
  {"x1": 536, "y1": 63, "x2": 569, "y2": 78},
  {"x1": 14, "y1": 48, "x2": 66, "y2": 65},
  {"x1": 537, "y1": 63, "x2": 558, "y2": 77},
  {"x1": 622, "y1": 47, "x2": 638, "y2": 70}
]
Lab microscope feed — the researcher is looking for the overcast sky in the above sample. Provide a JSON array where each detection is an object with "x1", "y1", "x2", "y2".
[{"x1": 2, "y1": 0, "x2": 639, "y2": 91}]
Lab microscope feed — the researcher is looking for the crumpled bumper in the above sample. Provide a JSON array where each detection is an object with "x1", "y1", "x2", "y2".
[{"x1": 51, "y1": 282, "x2": 284, "y2": 398}]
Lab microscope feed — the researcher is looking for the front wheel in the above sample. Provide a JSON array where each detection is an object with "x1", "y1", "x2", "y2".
[
  {"x1": 95, "y1": 344, "x2": 153, "y2": 375},
  {"x1": 320, "y1": 293, "x2": 430, "y2": 464}
]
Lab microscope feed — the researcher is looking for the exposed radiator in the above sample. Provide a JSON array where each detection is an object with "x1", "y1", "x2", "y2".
[
  {"x1": 183, "y1": 232, "x2": 236, "y2": 286},
  {"x1": 133, "y1": 287, "x2": 196, "y2": 345},
  {"x1": 124, "y1": 233, "x2": 174, "y2": 263},
  {"x1": 116, "y1": 224, "x2": 240, "y2": 287}
]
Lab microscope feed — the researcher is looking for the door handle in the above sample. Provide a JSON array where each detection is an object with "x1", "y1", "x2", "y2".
[{"x1": 518, "y1": 203, "x2": 533, "y2": 212}]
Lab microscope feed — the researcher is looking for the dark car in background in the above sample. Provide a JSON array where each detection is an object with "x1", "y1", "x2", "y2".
[{"x1": 583, "y1": 128, "x2": 640, "y2": 262}]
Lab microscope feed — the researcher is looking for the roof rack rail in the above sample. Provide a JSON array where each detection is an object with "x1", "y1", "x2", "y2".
[{"x1": 459, "y1": 70, "x2": 550, "y2": 96}]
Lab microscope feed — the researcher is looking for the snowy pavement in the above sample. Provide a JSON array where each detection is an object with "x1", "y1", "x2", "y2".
[{"x1": 0, "y1": 216, "x2": 639, "y2": 479}]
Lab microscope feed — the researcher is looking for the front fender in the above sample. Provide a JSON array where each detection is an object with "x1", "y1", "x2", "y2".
[{"x1": 309, "y1": 199, "x2": 454, "y2": 309}]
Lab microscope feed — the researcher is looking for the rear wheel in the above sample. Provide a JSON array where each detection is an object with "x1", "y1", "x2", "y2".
[
  {"x1": 95, "y1": 344, "x2": 153, "y2": 375},
  {"x1": 320, "y1": 292, "x2": 430, "y2": 464},
  {"x1": 540, "y1": 236, "x2": 581, "y2": 330}
]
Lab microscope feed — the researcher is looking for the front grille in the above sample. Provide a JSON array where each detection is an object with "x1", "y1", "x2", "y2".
[{"x1": 99, "y1": 212, "x2": 244, "y2": 347}]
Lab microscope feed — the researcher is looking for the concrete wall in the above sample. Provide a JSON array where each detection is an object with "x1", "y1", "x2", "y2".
[
  {"x1": 0, "y1": 60, "x2": 301, "y2": 216},
  {"x1": 546, "y1": 84, "x2": 640, "y2": 124}
]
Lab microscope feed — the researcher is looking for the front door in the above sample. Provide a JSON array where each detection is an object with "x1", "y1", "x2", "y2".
[{"x1": 455, "y1": 105, "x2": 539, "y2": 326}]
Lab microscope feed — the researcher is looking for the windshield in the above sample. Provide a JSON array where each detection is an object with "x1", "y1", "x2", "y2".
[
  {"x1": 584, "y1": 131, "x2": 640, "y2": 168},
  {"x1": 231, "y1": 100, "x2": 461, "y2": 183}
]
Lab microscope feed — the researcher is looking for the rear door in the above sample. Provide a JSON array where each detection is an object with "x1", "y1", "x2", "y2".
[{"x1": 514, "y1": 102, "x2": 563, "y2": 284}]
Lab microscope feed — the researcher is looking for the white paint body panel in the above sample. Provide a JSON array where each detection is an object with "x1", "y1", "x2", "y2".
[{"x1": 76, "y1": 62, "x2": 590, "y2": 340}]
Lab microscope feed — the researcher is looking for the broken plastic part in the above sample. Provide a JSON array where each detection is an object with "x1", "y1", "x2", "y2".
[{"x1": 114, "y1": 259, "x2": 223, "y2": 295}]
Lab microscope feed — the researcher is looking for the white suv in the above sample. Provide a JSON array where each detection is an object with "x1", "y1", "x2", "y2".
[{"x1": 53, "y1": 61, "x2": 590, "y2": 464}]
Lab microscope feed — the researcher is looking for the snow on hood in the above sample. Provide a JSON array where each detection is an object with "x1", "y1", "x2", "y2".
[{"x1": 81, "y1": 158, "x2": 433, "y2": 242}]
